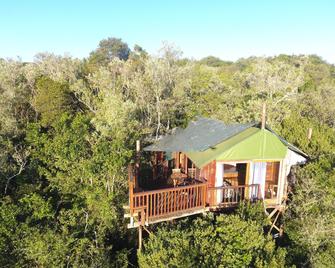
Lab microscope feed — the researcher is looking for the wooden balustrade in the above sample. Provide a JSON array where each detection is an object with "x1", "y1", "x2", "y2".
[
  {"x1": 130, "y1": 183, "x2": 207, "y2": 224},
  {"x1": 128, "y1": 183, "x2": 260, "y2": 225},
  {"x1": 208, "y1": 184, "x2": 260, "y2": 206}
]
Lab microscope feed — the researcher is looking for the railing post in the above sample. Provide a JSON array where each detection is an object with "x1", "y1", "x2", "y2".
[
  {"x1": 203, "y1": 183, "x2": 207, "y2": 207},
  {"x1": 128, "y1": 165, "x2": 134, "y2": 215},
  {"x1": 257, "y1": 184, "x2": 261, "y2": 200}
]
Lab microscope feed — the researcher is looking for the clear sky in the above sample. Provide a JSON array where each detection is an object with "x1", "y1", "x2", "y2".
[{"x1": 1, "y1": 0, "x2": 334, "y2": 63}]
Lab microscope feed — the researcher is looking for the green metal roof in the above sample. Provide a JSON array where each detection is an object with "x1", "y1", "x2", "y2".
[
  {"x1": 144, "y1": 117, "x2": 256, "y2": 152},
  {"x1": 186, "y1": 127, "x2": 288, "y2": 168},
  {"x1": 143, "y1": 117, "x2": 308, "y2": 167}
]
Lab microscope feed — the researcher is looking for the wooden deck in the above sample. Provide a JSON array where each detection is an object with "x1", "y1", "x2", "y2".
[{"x1": 126, "y1": 182, "x2": 261, "y2": 228}]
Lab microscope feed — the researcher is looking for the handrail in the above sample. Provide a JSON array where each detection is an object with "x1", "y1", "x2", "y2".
[
  {"x1": 207, "y1": 184, "x2": 260, "y2": 206},
  {"x1": 133, "y1": 182, "x2": 207, "y2": 196},
  {"x1": 208, "y1": 183, "x2": 260, "y2": 190},
  {"x1": 130, "y1": 183, "x2": 207, "y2": 224},
  {"x1": 129, "y1": 183, "x2": 261, "y2": 225}
]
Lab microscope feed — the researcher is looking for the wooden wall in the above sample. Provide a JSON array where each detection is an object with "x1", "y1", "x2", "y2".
[
  {"x1": 200, "y1": 160, "x2": 216, "y2": 205},
  {"x1": 200, "y1": 160, "x2": 216, "y2": 187}
]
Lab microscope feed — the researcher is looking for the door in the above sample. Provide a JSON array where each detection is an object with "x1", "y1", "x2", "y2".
[{"x1": 265, "y1": 162, "x2": 280, "y2": 199}]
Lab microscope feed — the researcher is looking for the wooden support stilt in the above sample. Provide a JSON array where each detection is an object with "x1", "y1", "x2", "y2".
[
  {"x1": 143, "y1": 225, "x2": 151, "y2": 235},
  {"x1": 269, "y1": 210, "x2": 281, "y2": 233},
  {"x1": 279, "y1": 224, "x2": 284, "y2": 237},
  {"x1": 135, "y1": 140, "x2": 140, "y2": 191},
  {"x1": 267, "y1": 204, "x2": 285, "y2": 235},
  {"x1": 268, "y1": 207, "x2": 278, "y2": 219},
  {"x1": 138, "y1": 225, "x2": 142, "y2": 251}
]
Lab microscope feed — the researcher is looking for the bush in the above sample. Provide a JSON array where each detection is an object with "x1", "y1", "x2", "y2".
[{"x1": 138, "y1": 213, "x2": 286, "y2": 268}]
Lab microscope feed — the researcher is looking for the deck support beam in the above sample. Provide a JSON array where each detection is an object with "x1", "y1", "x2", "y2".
[
  {"x1": 135, "y1": 140, "x2": 140, "y2": 191},
  {"x1": 138, "y1": 225, "x2": 142, "y2": 251}
]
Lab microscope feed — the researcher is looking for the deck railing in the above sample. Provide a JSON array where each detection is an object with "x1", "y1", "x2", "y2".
[
  {"x1": 207, "y1": 184, "x2": 260, "y2": 207},
  {"x1": 129, "y1": 183, "x2": 261, "y2": 225},
  {"x1": 130, "y1": 183, "x2": 207, "y2": 224}
]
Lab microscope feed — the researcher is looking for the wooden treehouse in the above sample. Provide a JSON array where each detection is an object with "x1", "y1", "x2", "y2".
[{"x1": 124, "y1": 115, "x2": 307, "y2": 237}]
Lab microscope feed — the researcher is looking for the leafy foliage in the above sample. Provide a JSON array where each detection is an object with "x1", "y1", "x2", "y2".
[
  {"x1": 138, "y1": 213, "x2": 287, "y2": 268},
  {"x1": 88, "y1": 37, "x2": 130, "y2": 71},
  {"x1": 0, "y1": 36, "x2": 335, "y2": 267},
  {"x1": 32, "y1": 76, "x2": 75, "y2": 126}
]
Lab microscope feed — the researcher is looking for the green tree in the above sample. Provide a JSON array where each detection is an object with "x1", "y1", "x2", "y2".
[
  {"x1": 199, "y1": 56, "x2": 232, "y2": 67},
  {"x1": 88, "y1": 37, "x2": 130, "y2": 69},
  {"x1": 32, "y1": 76, "x2": 75, "y2": 126},
  {"x1": 138, "y1": 213, "x2": 286, "y2": 268},
  {"x1": 16, "y1": 113, "x2": 132, "y2": 266}
]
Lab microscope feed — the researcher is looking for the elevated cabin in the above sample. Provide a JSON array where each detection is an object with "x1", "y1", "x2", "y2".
[{"x1": 126, "y1": 117, "x2": 307, "y2": 228}]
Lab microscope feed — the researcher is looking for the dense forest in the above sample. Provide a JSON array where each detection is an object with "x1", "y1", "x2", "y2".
[{"x1": 0, "y1": 37, "x2": 334, "y2": 267}]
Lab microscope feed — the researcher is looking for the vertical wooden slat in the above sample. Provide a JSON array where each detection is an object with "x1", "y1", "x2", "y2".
[
  {"x1": 174, "y1": 189, "x2": 177, "y2": 212},
  {"x1": 165, "y1": 192, "x2": 168, "y2": 215},
  {"x1": 197, "y1": 185, "x2": 199, "y2": 207},
  {"x1": 193, "y1": 187, "x2": 195, "y2": 208},
  {"x1": 167, "y1": 192, "x2": 171, "y2": 213},
  {"x1": 152, "y1": 193, "x2": 154, "y2": 217},
  {"x1": 162, "y1": 192, "x2": 165, "y2": 215},
  {"x1": 176, "y1": 189, "x2": 178, "y2": 212},
  {"x1": 179, "y1": 189, "x2": 181, "y2": 210},
  {"x1": 179, "y1": 189, "x2": 182, "y2": 211},
  {"x1": 189, "y1": 187, "x2": 191, "y2": 208},
  {"x1": 186, "y1": 188, "x2": 189, "y2": 209},
  {"x1": 182, "y1": 189, "x2": 185, "y2": 210},
  {"x1": 192, "y1": 186, "x2": 195, "y2": 207},
  {"x1": 190, "y1": 187, "x2": 193, "y2": 208},
  {"x1": 158, "y1": 193, "x2": 161, "y2": 216},
  {"x1": 198, "y1": 185, "x2": 200, "y2": 206},
  {"x1": 145, "y1": 194, "x2": 148, "y2": 223},
  {"x1": 153, "y1": 193, "x2": 156, "y2": 217},
  {"x1": 161, "y1": 192, "x2": 163, "y2": 216},
  {"x1": 202, "y1": 185, "x2": 204, "y2": 206},
  {"x1": 184, "y1": 189, "x2": 187, "y2": 210},
  {"x1": 149, "y1": 193, "x2": 151, "y2": 217},
  {"x1": 165, "y1": 192, "x2": 167, "y2": 214},
  {"x1": 168, "y1": 191, "x2": 170, "y2": 213},
  {"x1": 161, "y1": 192, "x2": 164, "y2": 215}
]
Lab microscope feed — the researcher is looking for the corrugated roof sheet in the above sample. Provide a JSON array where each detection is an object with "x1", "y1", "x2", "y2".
[
  {"x1": 187, "y1": 128, "x2": 288, "y2": 167},
  {"x1": 266, "y1": 126, "x2": 309, "y2": 158},
  {"x1": 144, "y1": 117, "x2": 308, "y2": 159},
  {"x1": 144, "y1": 117, "x2": 257, "y2": 152}
]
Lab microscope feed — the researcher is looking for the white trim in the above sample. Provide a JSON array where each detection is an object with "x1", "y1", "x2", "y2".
[
  {"x1": 277, "y1": 160, "x2": 285, "y2": 204},
  {"x1": 215, "y1": 162, "x2": 224, "y2": 204}
]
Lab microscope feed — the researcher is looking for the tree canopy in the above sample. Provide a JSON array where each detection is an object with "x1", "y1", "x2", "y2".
[{"x1": 0, "y1": 37, "x2": 334, "y2": 267}]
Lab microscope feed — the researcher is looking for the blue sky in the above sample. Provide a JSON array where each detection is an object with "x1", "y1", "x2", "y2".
[{"x1": 1, "y1": 0, "x2": 334, "y2": 63}]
